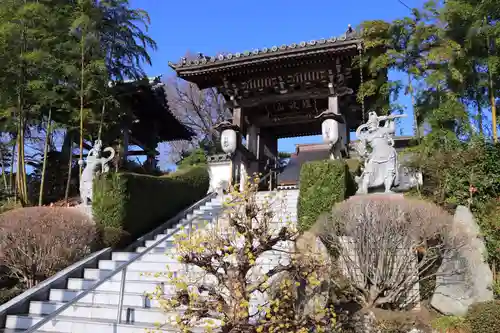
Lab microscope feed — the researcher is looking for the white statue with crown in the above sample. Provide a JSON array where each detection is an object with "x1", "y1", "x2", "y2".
[{"x1": 354, "y1": 111, "x2": 422, "y2": 194}]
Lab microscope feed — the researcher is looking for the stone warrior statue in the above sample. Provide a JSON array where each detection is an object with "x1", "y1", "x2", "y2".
[
  {"x1": 78, "y1": 140, "x2": 115, "y2": 206},
  {"x1": 354, "y1": 111, "x2": 406, "y2": 194}
]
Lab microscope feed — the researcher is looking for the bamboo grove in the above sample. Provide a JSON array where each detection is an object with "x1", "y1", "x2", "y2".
[{"x1": 0, "y1": 0, "x2": 155, "y2": 206}]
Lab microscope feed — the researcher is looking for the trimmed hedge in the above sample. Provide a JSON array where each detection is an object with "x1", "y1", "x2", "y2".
[
  {"x1": 93, "y1": 166, "x2": 209, "y2": 247},
  {"x1": 465, "y1": 300, "x2": 500, "y2": 333},
  {"x1": 297, "y1": 160, "x2": 355, "y2": 231}
]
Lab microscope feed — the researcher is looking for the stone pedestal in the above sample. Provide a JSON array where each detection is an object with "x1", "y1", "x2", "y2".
[{"x1": 207, "y1": 154, "x2": 232, "y2": 194}]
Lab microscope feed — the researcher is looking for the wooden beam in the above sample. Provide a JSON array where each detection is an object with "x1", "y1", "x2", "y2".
[{"x1": 227, "y1": 89, "x2": 331, "y2": 109}]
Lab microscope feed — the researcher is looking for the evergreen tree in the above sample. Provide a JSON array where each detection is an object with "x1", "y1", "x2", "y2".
[{"x1": 0, "y1": 0, "x2": 157, "y2": 205}]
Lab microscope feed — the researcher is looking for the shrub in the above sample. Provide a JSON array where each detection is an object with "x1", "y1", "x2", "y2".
[
  {"x1": 148, "y1": 178, "x2": 337, "y2": 332},
  {"x1": 407, "y1": 141, "x2": 500, "y2": 271},
  {"x1": 93, "y1": 166, "x2": 209, "y2": 247},
  {"x1": 317, "y1": 195, "x2": 463, "y2": 309},
  {"x1": 297, "y1": 159, "x2": 355, "y2": 231},
  {"x1": 465, "y1": 300, "x2": 500, "y2": 333},
  {"x1": 0, "y1": 207, "x2": 97, "y2": 288},
  {"x1": 0, "y1": 286, "x2": 23, "y2": 304},
  {"x1": 474, "y1": 199, "x2": 500, "y2": 271},
  {"x1": 176, "y1": 148, "x2": 207, "y2": 170},
  {"x1": 0, "y1": 199, "x2": 21, "y2": 214},
  {"x1": 432, "y1": 315, "x2": 470, "y2": 333}
]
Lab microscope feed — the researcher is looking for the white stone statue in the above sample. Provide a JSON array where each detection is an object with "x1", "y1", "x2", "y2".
[
  {"x1": 354, "y1": 111, "x2": 406, "y2": 194},
  {"x1": 78, "y1": 140, "x2": 115, "y2": 206}
]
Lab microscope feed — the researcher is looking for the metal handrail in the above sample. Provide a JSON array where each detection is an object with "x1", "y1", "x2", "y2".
[
  {"x1": 24, "y1": 170, "x2": 275, "y2": 332},
  {"x1": 24, "y1": 192, "x2": 218, "y2": 332}
]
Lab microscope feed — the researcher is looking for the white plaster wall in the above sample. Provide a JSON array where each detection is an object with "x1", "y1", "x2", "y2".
[{"x1": 208, "y1": 161, "x2": 232, "y2": 193}]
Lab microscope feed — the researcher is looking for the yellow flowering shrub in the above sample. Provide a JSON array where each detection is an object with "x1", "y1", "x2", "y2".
[{"x1": 145, "y1": 174, "x2": 337, "y2": 333}]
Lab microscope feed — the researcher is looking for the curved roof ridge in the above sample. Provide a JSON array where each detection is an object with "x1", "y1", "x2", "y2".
[{"x1": 169, "y1": 25, "x2": 361, "y2": 70}]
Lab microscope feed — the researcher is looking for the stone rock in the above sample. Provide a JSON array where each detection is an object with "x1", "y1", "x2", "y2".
[
  {"x1": 352, "y1": 310, "x2": 380, "y2": 333},
  {"x1": 431, "y1": 205, "x2": 494, "y2": 316},
  {"x1": 295, "y1": 231, "x2": 332, "y2": 317}
]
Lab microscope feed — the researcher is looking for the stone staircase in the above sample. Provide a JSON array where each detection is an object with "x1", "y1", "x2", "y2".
[{"x1": 0, "y1": 190, "x2": 299, "y2": 333}]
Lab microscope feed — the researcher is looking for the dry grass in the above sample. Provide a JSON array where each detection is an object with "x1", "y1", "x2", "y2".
[{"x1": 374, "y1": 307, "x2": 436, "y2": 333}]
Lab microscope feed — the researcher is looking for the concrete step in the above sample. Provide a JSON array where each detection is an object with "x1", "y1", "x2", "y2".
[
  {"x1": 144, "y1": 238, "x2": 177, "y2": 248},
  {"x1": 28, "y1": 301, "x2": 179, "y2": 325},
  {"x1": 84, "y1": 268, "x2": 178, "y2": 282},
  {"x1": 0, "y1": 329, "x2": 53, "y2": 333},
  {"x1": 184, "y1": 212, "x2": 217, "y2": 220},
  {"x1": 49, "y1": 289, "x2": 163, "y2": 308},
  {"x1": 255, "y1": 196, "x2": 299, "y2": 201},
  {"x1": 99, "y1": 253, "x2": 285, "y2": 275},
  {"x1": 4, "y1": 314, "x2": 188, "y2": 333},
  {"x1": 83, "y1": 268, "x2": 216, "y2": 284},
  {"x1": 136, "y1": 246, "x2": 172, "y2": 254},
  {"x1": 97, "y1": 259, "x2": 200, "y2": 272},
  {"x1": 66, "y1": 278, "x2": 174, "y2": 295},
  {"x1": 111, "y1": 252, "x2": 176, "y2": 263},
  {"x1": 249, "y1": 200, "x2": 297, "y2": 206},
  {"x1": 175, "y1": 217, "x2": 216, "y2": 227},
  {"x1": 153, "y1": 227, "x2": 207, "y2": 241}
]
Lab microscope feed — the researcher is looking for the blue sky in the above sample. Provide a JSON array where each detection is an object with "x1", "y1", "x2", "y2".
[{"x1": 130, "y1": 0, "x2": 425, "y2": 167}]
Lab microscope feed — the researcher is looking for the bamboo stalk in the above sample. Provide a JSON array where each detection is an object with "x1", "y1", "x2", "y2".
[
  {"x1": 79, "y1": 31, "x2": 85, "y2": 176},
  {"x1": 38, "y1": 109, "x2": 52, "y2": 206},
  {"x1": 0, "y1": 145, "x2": 8, "y2": 191},
  {"x1": 64, "y1": 134, "x2": 74, "y2": 202}
]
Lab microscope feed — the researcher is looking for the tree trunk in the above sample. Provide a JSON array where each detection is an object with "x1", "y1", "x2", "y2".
[
  {"x1": 473, "y1": 64, "x2": 484, "y2": 135},
  {"x1": 64, "y1": 134, "x2": 74, "y2": 202},
  {"x1": 408, "y1": 73, "x2": 420, "y2": 141},
  {"x1": 38, "y1": 109, "x2": 52, "y2": 206},
  {"x1": 16, "y1": 0, "x2": 28, "y2": 206},
  {"x1": 9, "y1": 142, "x2": 15, "y2": 198},
  {"x1": 0, "y1": 146, "x2": 8, "y2": 191},
  {"x1": 79, "y1": 31, "x2": 85, "y2": 176},
  {"x1": 228, "y1": 269, "x2": 250, "y2": 324},
  {"x1": 488, "y1": 71, "x2": 497, "y2": 142},
  {"x1": 486, "y1": 19, "x2": 498, "y2": 143},
  {"x1": 16, "y1": 117, "x2": 28, "y2": 205}
]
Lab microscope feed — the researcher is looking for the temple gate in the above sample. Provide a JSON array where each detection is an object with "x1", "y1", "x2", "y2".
[{"x1": 169, "y1": 26, "x2": 384, "y2": 190}]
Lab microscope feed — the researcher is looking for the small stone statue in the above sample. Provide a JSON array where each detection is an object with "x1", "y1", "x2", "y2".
[
  {"x1": 78, "y1": 140, "x2": 115, "y2": 206},
  {"x1": 354, "y1": 111, "x2": 406, "y2": 194}
]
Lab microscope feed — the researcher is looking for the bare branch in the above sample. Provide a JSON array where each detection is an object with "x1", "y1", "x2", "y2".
[
  {"x1": 318, "y1": 194, "x2": 466, "y2": 309},
  {"x1": 149, "y1": 178, "x2": 336, "y2": 332}
]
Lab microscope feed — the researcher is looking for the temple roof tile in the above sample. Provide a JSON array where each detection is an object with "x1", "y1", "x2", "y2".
[{"x1": 169, "y1": 25, "x2": 361, "y2": 73}]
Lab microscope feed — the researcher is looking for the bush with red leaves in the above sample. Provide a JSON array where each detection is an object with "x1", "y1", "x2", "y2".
[{"x1": 0, "y1": 207, "x2": 97, "y2": 288}]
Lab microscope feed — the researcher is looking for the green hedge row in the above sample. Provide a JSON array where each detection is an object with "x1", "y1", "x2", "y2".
[
  {"x1": 297, "y1": 160, "x2": 356, "y2": 231},
  {"x1": 92, "y1": 166, "x2": 209, "y2": 247}
]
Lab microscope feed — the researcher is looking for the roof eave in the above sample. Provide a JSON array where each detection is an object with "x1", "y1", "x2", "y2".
[{"x1": 169, "y1": 37, "x2": 363, "y2": 76}]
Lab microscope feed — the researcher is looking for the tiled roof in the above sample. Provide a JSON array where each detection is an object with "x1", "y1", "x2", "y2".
[{"x1": 168, "y1": 25, "x2": 361, "y2": 71}]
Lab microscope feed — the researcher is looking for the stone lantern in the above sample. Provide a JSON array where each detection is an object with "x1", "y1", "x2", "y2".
[
  {"x1": 316, "y1": 101, "x2": 348, "y2": 159},
  {"x1": 209, "y1": 121, "x2": 242, "y2": 193},
  {"x1": 215, "y1": 121, "x2": 239, "y2": 155}
]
